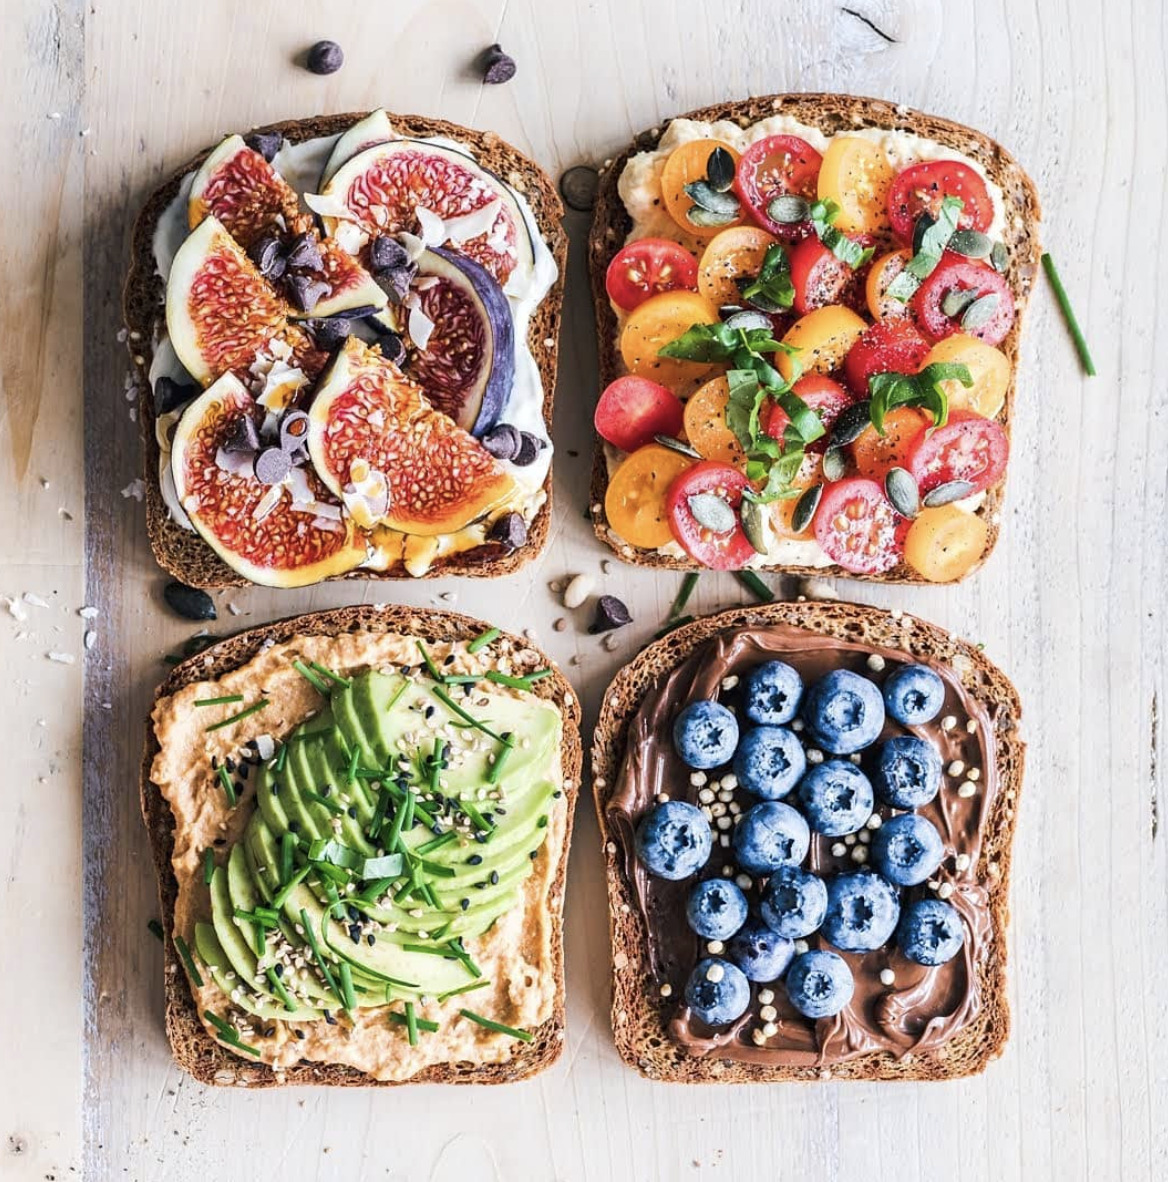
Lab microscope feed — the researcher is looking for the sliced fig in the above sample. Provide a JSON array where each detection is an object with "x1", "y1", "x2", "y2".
[
  {"x1": 166, "y1": 217, "x2": 327, "y2": 385},
  {"x1": 171, "y1": 373, "x2": 366, "y2": 587},
  {"x1": 407, "y1": 247, "x2": 514, "y2": 434},
  {"x1": 319, "y1": 109, "x2": 394, "y2": 189},
  {"x1": 319, "y1": 140, "x2": 534, "y2": 288},
  {"x1": 309, "y1": 236, "x2": 391, "y2": 319},
  {"x1": 307, "y1": 339, "x2": 516, "y2": 537}
]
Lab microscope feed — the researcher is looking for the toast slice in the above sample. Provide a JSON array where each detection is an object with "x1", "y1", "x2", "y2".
[
  {"x1": 124, "y1": 112, "x2": 567, "y2": 586},
  {"x1": 592, "y1": 601, "x2": 1024, "y2": 1082},
  {"x1": 588, "y1": 93, "x2": 1042, "y2": 582},
  {"x1": 141, "y1": 604, "x2": 581, "y2": 1086}
]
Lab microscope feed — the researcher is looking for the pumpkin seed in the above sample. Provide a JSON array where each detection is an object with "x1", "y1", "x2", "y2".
[
  {"x1": 948, "y1": 229, "x2": 994, "y2": 259},
  {"x1": 922, "y1": 479, "x2": 976, "y2": 507},
  {"x1": 961, "y1": 292, "x2": 1001, "y2": 332},
  {"x1": 705, "y1": 147, "x2": 736, "y2": 193},
  {"x1": 829, "y1": 401, "x2": 873, "y2": 447},
  {"x1": 723, "y1": 310, "x2": 773, "y2": 333},
  {"x1": 884, "y1": 467, "x2": 920, "y2": 519},
  {"x1": 991, "y1": 241, "x2": 1009, "y2": 273},
  {"x1": 941, "y1": 288, "x2": 979, "y2": 319},
  {"x1": 766, "y1": 194, "x2": 810, "y2": 224},
  {"x1": 683, "y1": 180, "x2": 741, "y2": 217},
  {"x1": 790, "y1": 483, "x2": 823, "y2": 534},
  {"x1": 653, "y1": 434, "x2": 701, "y2": 459},
  {"x1": 686, "y1": 205, "x2": 740, "y2": 228},
  {"x1": 687, "y1": 492, "x2": 737, "y2": 534},
  {"x1": 822, "y1": 446, "x2": 848, "y2": 482},
  {"x1": 740, "y1": 497, "x2": 771, "y2": 554},
  {"x1": 912, "y1": 211, "x2": 937, "y2": 255}
]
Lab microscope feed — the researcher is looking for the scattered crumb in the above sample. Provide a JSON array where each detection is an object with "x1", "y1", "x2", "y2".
[
  {"x1": 121, "y1": 479, "x2": 145, "y2": 501},
  {"x1": 23, "y1": 592, "x2": 50, "y2": 609},
  {"x1": 47, "y1": 652, "x2": 75, "y2": 664},
  {"x1": 3, "y1": 596, "x2": 28, "y2": 621}
]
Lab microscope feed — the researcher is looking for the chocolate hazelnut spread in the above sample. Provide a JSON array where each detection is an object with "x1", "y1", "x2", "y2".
[{"x1": 606, "y1": 624, "x2": 1000, "y2": 1067}]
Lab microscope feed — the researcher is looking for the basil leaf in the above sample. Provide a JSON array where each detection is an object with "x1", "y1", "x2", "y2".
[
  {"x1": 724, "y1": 369, "x2": 770, "y2": 454},
  {"x1": 772, "y1": 389, "x2": 826, "y2": 446},
  {"x1": 744, "y1": 458, "x2": 806, "y2": 504},
  {"x1": 808, "y1": 197, "x2": 872, "y2": 271},
  {"x1": 658, "y1": 321, "x2": 738, "y2": 362},
  {"x1": 738, "y1": 243, "x2": 795, "y2": 311},
  {"x1": 867, "y1": 372, "x2": 917, "y2": 436},
  {"x1": 867, "y1": 362, "x2": 972, "y2": 435}
]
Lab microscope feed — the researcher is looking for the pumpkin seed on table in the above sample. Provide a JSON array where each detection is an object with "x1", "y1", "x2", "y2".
[
  {"x1": 922, "y1": 479, "x2": 976, "y2": 507},
  {"x1": 884, "y1": 467, "x2": 920, "y2": 519},
  {"x1": 687, "y1": 493, "x2": 736, "y2": 534},
  {"x1": 163, "y1": 581, "x2": 216, "y2": 622}
]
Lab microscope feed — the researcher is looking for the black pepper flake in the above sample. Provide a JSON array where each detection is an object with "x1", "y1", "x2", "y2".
[{"x1": 367, "y1": 934, "x2": 375, "y2": 946}]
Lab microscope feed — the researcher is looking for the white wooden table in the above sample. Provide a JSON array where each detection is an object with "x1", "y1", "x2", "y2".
[{"x1": 2, "y1": 0, "x2": 1165, "y2": 1178}]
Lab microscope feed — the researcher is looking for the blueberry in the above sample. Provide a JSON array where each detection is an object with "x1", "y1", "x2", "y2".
[
  {"x1": 795, "y1": 759, "x2": 875, "y2": 836},
  {"x1": 785, "y1": 950, "x2": 855, "y2": 1018},
  {"x1": 871, "y1": 813, "x2": 944, "y2": 886},
  {"x1": 727, "y1": 919, "x2": 795, "y2": 982},
  {"x1": 821, "y1": 871, "x2": 901, "y2": 952},
  {"x1": 634, "y1": 801, "x2": 712, "y2": 880},
  {"x1": 742, "y1": 660, "x2": 804, "y2": 725},
  {"x1": 802, "y1": 669, "x2": 886, "y2": 754},
  {"x1": 897, "y1": 898, "x2": 965, "y2": 966},
  {"x1": 686, "y1": 878, "x2": 748, "y2": 941},
  {"x1": 732, "y1": 725, "x2": 806, "y2": 799},
  {"x1": 684, "y1": 957, "x2": 751, "y2": 1025},
  {"x1": 732, "y1": 802, "x2": 810, "y2": 875},
  {"x1": 873, "y1": 735, "x2": 943, "y2": 808},
  {"x1": 672, "y1": 700, "x2": 739, "y2": 770},
  {"x1": 883, "y1": 663, "x2": 946, "y2": 726},
  {"x1": 759, "y1": 865, "x2": 829, "y2": 939}
]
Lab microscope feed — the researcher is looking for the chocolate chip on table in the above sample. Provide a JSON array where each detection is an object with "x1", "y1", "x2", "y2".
[
  {"x1": 285, "y1": 273, "x2": 330, "y2": 313},
  {"x1": 488, "y1": 511, "x2": 527, "y2": 551},
  {"x1": 589, "y1": 595, "x2": 632, "y2": 634},
  {"x1": 222, "y1": 414, "x2": 260, "y2": 454},
  {"x1": 512, "y1": 431, "x2": 543, "y2": 466},
  {"x1": 244, "y1": 131, "x2": 282, "y2": 162},
  {"x1": 559, "y1": 165, "x2": 600, "y2": 212},
  {"x1": 481, "y1": 43, "x2": 517, "y2": 85},
  {"x1": 164, "y1": 581, "x2": 217, "y2": 622},
  {"x1": 305, "y1": 40, "x2": 344, "y2": 75},
  {"x1": 254, "y1": 447, "x2": 292, "y2": 486},
  {"x1": 481, "y1": 424, "x2": 522, "y2": 462},
  {"x1": 153, "y1": 375, "x2": 198, "y2": 416},
  {"x1": 368, "y1": 235, "x2": 411, "y2": 274},
  {"x1": 285, "y1": 232, "x2": 323, "y2": 272}
]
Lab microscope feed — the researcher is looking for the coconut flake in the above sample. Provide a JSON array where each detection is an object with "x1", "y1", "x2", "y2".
[
  {"x1": 442, "y1": 198, "x2": 503, "y2": 246},
  {"x1": 2, "y1": 596, "x2": 28, "y2": 622},
  {"x1": 415, "y1": 207, "x2": 446, "y2": 248},
  {"x1": 285, "y1": 467, "x2": 317, "y2": 509},
  {"x1": 309, "y1": 501, "x2": 343, "y2": 522},
  {"x1": 255, "y1": 734, "x2": 276, "y2": 761},
  {"x1": 251, "y1": 484, "x2": 284, "y2": 522},
  {"x1": 23, "y1": 593, "x2": 50, "y2": 609},
  {"x1": 341, "y1": 467, "x2": 389, "y2": 530},
  {"x1": 397, "y1": 231, "x2": 426, "y2": 262},
  {"x1": 332, "y1": 220, "x2": 366, "y2": 256},
  {"x1": 406, "y1": 299, "x2": 436, "y2": 351},
  {"x1": 214, "y1": 448, "x2": 256, "y2": 478},
  {"x1": 303, "y1": 191, "x2": 361, "y2": 222},
  {"x1": 47, "y1": 652, "x2": 76, "y2": 664}
]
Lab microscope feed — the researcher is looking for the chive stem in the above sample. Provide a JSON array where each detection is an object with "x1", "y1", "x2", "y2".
[
  {"x1": 389, "y1": 1008, "x2": 438, "y2": 1034},
  {"x1": 484, "y1": 669, "x2": 553, "y2": 691},
  {"x1": 668, "y1": 572, "x2": 700, "y2": 622},
  {"x1": 487, "y1": 738, "x2": 514, "y2": 786},
  {"x1": 203, "y1": 848, "x2": 216, "y2": 886},
  {"x1": 308, "y1": 660, "x2": 351, "y2": 689},
  {"x1": 216, "y1": 765, "x2": 237, "y2": 807},
  {"x1": 266, "y1": 968, "x2": 298, "y2": 1012},
  {"x1": 733, "y1": 569, "x2": 775, "y2": 603},
  {"x1": 459, "y1": 1008, "x2": 533, "y2": 1043},
  {"x1": 431, "y1": 686, "x2": 508, "y2": 744},
  {"x1": 338, "y1": 961, "x2": 357, "y2": 1015},
  {"x1": 271, "y1": 864, "x2": 311, "y2": 910},
  {"x1": 466, "y1": 627, "x2": 500, "y2": 654},
  {"x1": 293, "y1": 660, "x2": 332, "y2": 695},
  {"x1": 404, "y1": 1000, "x2": 419, "y2": 1046},
  {"x1": 203, "y1": 1009, "x2": 260, "y2": 1055},
  {"x1": 300, "y1": 908, "x2": 342, "y2": 1004},
  {"x1": 174, "y1": 934, "x2": 204, "y2": 987},
  {"x1": 436, "y1": 979, "x2": 491, "y2": 1002},
  {"x1": 204, "y1": 699, "x2": 268, "y2": 733},
  {"x1": 655, "y1": 614, "x2": 694, "y2": 640},
  {"x1": 1041, "y1": 252, "x2": 1096, "y2": 376},
  {"x1": 416, "y1": 640, "x2": 445, "y2": 683},
  {"x1": 194, "y1": 694, "x2": 244, "y2": 708}
]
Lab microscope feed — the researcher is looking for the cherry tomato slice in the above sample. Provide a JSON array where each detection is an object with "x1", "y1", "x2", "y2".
[
  {"x1": 605, "y1": 444, "x2": 694, "y2": 549},
  {"x1": 814, "y1": 477, "x2": 909, "y2": 575},
  {"x1": 851, "y1": 407, "x2": 931, "y2": 481},
  {"x1": 776, "y1": 305, "x2": 868, "y2": 383},
  {"x1": 594, "y1": 375, "x2": 684, "y2": 453},
  {"x1": 788, "y1": 236, "x2": 862, "y2": 315},
  {"x1": 605, "y1": 238, "x2": 699, "y2": 313},
  {"x1": 842, "y1": 319, "x2": 930, "y2": 398},
  {"x1": 921, "y1": 334, "x2": 1011, "y2": 419},
  {"x1": 619, "y1": 290, "x2": 721, "y2": 388},
  {"x1": 866, "y1": 249, "x2": 913, "y2": 320},
  {"x1": 904, "y1": 504, "x2": 989, "y2": 582},
  {"x1": 696, "y1": 227, "x2": 778, "y2": 309},
  {"x1": 665, "y1": 461, "x2": 757, "y2": 570},
  {"x1": 911, "y1": 252, "x2": 1016, "y2": 345},
  {"x1": 764, "y1": 374, "x2": 853, "y2": 452},
  {"x1": 906, "y1": 410, "x2": 1009, "y2": 495},
  {"x1": 734, "y1": 135, "x2": 822, "y2": 239},
  {"x1": 683, "y1": 376, "x2": 745, "y2": 465},
  {"x1": 887, "y1": 160, "x2": 994, "y2": 244},
  {"x1": 817, "y1": 137, "x2": 894, "y2": 236}
]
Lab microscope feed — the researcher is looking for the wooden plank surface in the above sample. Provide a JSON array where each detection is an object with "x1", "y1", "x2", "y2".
[{"x1": 0, "y1": 0, "x2": 1164, "y2": 1177}]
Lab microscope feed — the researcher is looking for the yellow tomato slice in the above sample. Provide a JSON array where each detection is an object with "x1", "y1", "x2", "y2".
[
  {"x1": 818, "y1": 136, "x2": 894, "y2": 235},
  {"x1": 696, "y1": 226, "x2": 778, "y2": 309},
  {"x1": 777, "y1": 305, "x2": 867, "y2": 382},
  {"x1": 660, "y1": 140, "x2": 743, "y2": 239},
  {"x1": 769, "y1": 467, "x2": 821, "y2": 539},
  {"x1": 620, "y1": 290, "x2": 720, "y2": 389},
  {"x1": 683, "y1": 376, "x2": 745, "y2": 465},
  {"x1": 604, "y1": 443, "x2": 694, "y2": 549},
  {"x1": 852, "y1": 407, "x2": 930, "y2": 481},
  {"x1": 922, "y1": 334, "x2": 1012, "y2": 420},
  {"x1": 866, "y1": 249, "x2": 913, "y2": 320},
  {"x1": 904, "y1": 504, "x2": 989, "y2": 582}
]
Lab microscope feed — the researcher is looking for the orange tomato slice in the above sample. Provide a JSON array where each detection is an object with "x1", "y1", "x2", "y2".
[
  {"x1": 851, "y1": 407, "x2": 931, "y2": 480},
  {"x1": 777, "y1": 305, "x2": 867, "y2": 382},
  {"x1": 604, "y1": 443, "x2": 694, "y2": 549},
  {"x1": 904, "y1": 504, "x2": 989, "y2": 582},
  {"x1": 866, "y1": 249, "x2": 913, "y2": 320},
  {"x1": 619, "y1": 290, "x2": 720, "y2": 389},
  {"x1": 683, "y1": 376, "x2": 745, "y2": 465},
  {"x1": 660, "y1": 140, "x2": 744, "y2": 239},
  {"x1": 818, "y1": 136, "x2": 894, "y2": 235},
  {"x1": 921, "y1": 334, "x2": 1011, "y2": 420},
  {"x1": 696, "y1": 226, "x2": 778, "y2": 309}
]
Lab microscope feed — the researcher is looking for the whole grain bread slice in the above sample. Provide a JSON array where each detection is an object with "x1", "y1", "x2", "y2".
[
  {"x1": 141, "y1": 603, "x2": 582, "y2": 1087},
  {"x1": 588, "y1": 93, "x2": 1042, "y2": 583},
  {"x1": 591, "y1": 601, "x2": 1024, "y2": 1082},
  {"x1": 124, "y1": 112, "x2": 568, "y2": 587}
]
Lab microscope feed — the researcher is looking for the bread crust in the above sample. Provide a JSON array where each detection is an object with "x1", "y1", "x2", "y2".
[
  {"x1": 591, "y1": 601, "x2": 1024, "y2": 1082},
  {"x1": 587, "y1": 92, "x2": 1042, "y2": 583},
  {"x1": 124, "y1": 112, "x2": 568, "y2": 587},
  {"x1": 140, "y1": 604, "x2": 582, "y2": 1086}
]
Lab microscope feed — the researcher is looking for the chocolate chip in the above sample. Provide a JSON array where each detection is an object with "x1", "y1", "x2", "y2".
[
  {"x1": 559, "y1": 165, "x2": 599, "y2": 212},
  {"x1": 163, "y1": 581, "x2": 217, "y2": 622},
  {"x1": 481, "y1": 43, "x2": 516, "y2": 84},
  {"x1": 369, "y1": 327, "x2": 406, "y2": 367},
  {"x1": 222, "y1": 414, "x2": 260, "y2": 454},
  {"x1": 244, "y1": 131, "x2": 282, "y2": 162},
  {"x1": 254, "y1": 447, "x2": 292, "y2": 485},
  {"x1": 481, "y1": 423, "x2": 522, "y2": 462},
  {"x1": 306, "y1": 317, "x2": 351, "y2": 350},
  {"x1": 154, "y1": 375, "x2": 198, "y2": 416},
  {"x1": 285, "y1": 232, "x2": 323, "y2": 272},
  {"x1": 512, "y1": 431, "x2": 543, "y2": 466},
  {"x1": 285, "y1": 273, "x2": 330, "y2": 313},
  {"x1": 589, "y1": 595, "x2": 632, "y2": 633},
  {"x1": 488, "y1": 511, "x2": 527, "y2": 551},
  {"x1": 306, "y1": 40, "x2": 344, "y2": 75},
  {"x1": 378, "y1": 264, "x2": 417, "y2": 303},
  {"x1": 368, "y1": 235, "x2": 410, "y2": 273},
  {"x1": 248, "y1": 231, "x2": 286, "y2": 280}
]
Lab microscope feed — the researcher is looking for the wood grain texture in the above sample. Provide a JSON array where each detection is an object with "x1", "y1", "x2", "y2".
[{"x1": 0, "y1": 0, "x2": 1159, "y2": 1178}]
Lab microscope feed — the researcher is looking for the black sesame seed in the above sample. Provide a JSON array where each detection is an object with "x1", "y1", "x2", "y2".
[
  {"x1": 474, "y1": 881, "x2": 487, "y2": 889},
  {"x1": 210, "y1": 755, "x2": 219, "y2": 770},
  {"x1": 461, "y1": 899, "x2": 470, "y2": 911},
  {"x1": 294, "y1": 1029, "x2": 305, "y2": 1040},
  {"x1": 467, "y1": 854, "x2": 483, "y2": 865},
  {"x1": 367, "y1": 934, "x2": 376, "y2": 946},
  {"x1": 346, "y1": 906, "x2": 359, "y2": 921},
  {"x1": 530, "y1": 850, "x2": 538, "y2": 860},
  {"x1": 225, "y1": 757, "x2": 236, "y2": 773},
  {"x1": 273, "y1": 964, "x2": 284, "y2": 977},
  {"x1": 348, "y1": 924, "x2": 361, "y2": 944},
  {"x1": 495, "y1": 807, "x2": 507, "y2": 816},
  {"x1": 425, "y1": 706, "x2": 435, "y2": 719},
  {"x1": 443, "y1": 654, "x2": 456, "y2": 666},
  {"x1": 490, "y1": 870, "x2": 499, "y2": 886},
  {"x1": 347, "y1": 807, "x2": 357, "y2": 819},
  {"x1": 324, "y1": 1011, "x2": 336, "y2": 1025},
  {"x1": 239, "y1": 764, "x2": 250, "y2": 780},
  {"x1": 289, "y1": 821, "x2": 301, "y2": 834}
]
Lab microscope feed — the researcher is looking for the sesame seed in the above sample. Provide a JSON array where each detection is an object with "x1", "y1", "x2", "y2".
[
  {"x1": 850, "y1": 846, "x2": 868, "y2": 864},
  {"x1": 967, "y1": 767, "x2": 981, "y2": 781},
  {"x1": 831, "y1": 842, "x2": 847, "y2": 857},
  {"x1": 735, "y1": 874, "x2": 752, "y2": 891},
  {"x1": 866, "y1": 813, "x2": 882, "y2": 830},
  {"x1": 751, "y1": 1028, "x2": 767, "y2": 1046},
  {"x1": 957, "y1": 781, "x2": 977, "y2": 798},
  {"x1": 660, "y1": 983, "x2": 672, "y2": 997},
  {"x1": 941, "y1": 715, "x2": 957, "y2": 731},
  {"x1": 762, "y1": 1021, "x2": 778, "y2": 1038},
  {"x1": 690, "y1": 771, "x2": 708, "y2": 787},
  {"x1": 757, "y1": 988, "x2": 774, "y2": 1005},
  {"x1": 759, "y1": 1004, "x2": 777, "y2": 1022},
  {"x1": 937, "y1": 882, "x2": 955, "y2": 900},
  {"x1": 705, "y1": 963, "x2": 724, "y2": 983},
  {"x1": 655, "y1": 792, "x2": 670, "y2": 804},
  {"x1": 707, "y1": 940, "x2": 724, "y2": 955},
  {"x1": 720, "y1": 774, "x2": 738, "y2": 790},
  {"x1": 791, "y1": 719, "x2": 804, "y2": 732},
  {"x1": 947, "y1": 760, "x2": 966, "y2": 777},
  {"x1": 794, "y1": 940, "x2": 809, "y2": 954},
  {"x1": 721, "y1": 675, "x2": 739, "y2": 692},
  {"x1": 722, "y1": 865, "x2": 734, "y2": 876},
  {"x1": 966, "y1": 718, "x2": 979, "y2": 733},
  {"x1": 712, "y1": 811, "x2": 729, "y2": 828},
  {"x1": 858, "y1": 829, "x2": 870, "y2": 844},
  {"x1": 879, "y1": 968, "x2": 895, "y2": 986},
  {"x1": 848, "y1": 753, "x2": 862, "y2": 765},
  {"x1": 806, "y1": 748, "x2": 824, "y2": 764},
  {"x1": 955, "y1": 853, "x2": 971, "y2": 872},
  {"x1": 711, "y1": 802, "x2": 727, "y2": 818},
  {"x1": 698, "y1": 788, "x2": 715, "y2": 804},
  {"x1": 844, "y1": 833, "x2": 856, "y2": 846},
  {"x1": 866, "y1": 654, "x2": 886, "y2": 672}
]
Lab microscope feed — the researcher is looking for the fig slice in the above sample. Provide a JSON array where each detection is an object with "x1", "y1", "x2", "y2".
[
  {"x1": 318, "y1": 109, "x2": 394, "y2": 189},
  {"x1": 166, "y1": 217, "x2": 328, "y2": 385},
  {"x1": 171, "y1": 373, "x2": 366, "y2": 587},
  {"x1": 407, "y1": 246, "x2": 515, "y2": 434},
  {"x1": 307, "y1": 339, "x2": 517, "y2": 537},
  {"x1": 319, "y1": 140, "x2": 534, "y2": 288}
]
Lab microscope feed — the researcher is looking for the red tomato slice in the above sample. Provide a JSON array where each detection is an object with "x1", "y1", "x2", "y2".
[
  {"x1": 906, "y1": 410, "x2": 1009, "y2": 495},
  {"x1": 594, "y1": 375, "x2": 684, "y2": 453},
  {"x1": 911, "y1": 253, "x2": 1015, "y2": 345},
  {"x1": 764, "y1": 375, "x2": 853, "y2": 452},
  {"x1": 887, "y1": 160, "x2": 995, "y2": 243},
  {"x1": 814, "y1": 477, "x2": 910, "y2": 575},
  {"x1": 788, "y1": 236, "x2": 860, "y2": 315},
  {"x1": 842, "y1": 319, "x2": 930, "y2": 397},
  {"x1": 605, "y1": 238, "x2": 699, "y2": 313},
  {"x1": 734, "y1": 136, "x2": 823, "y2": 240},
  {"x1": 665, "y1": 461, "x2": 757, "y2": 570}
]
